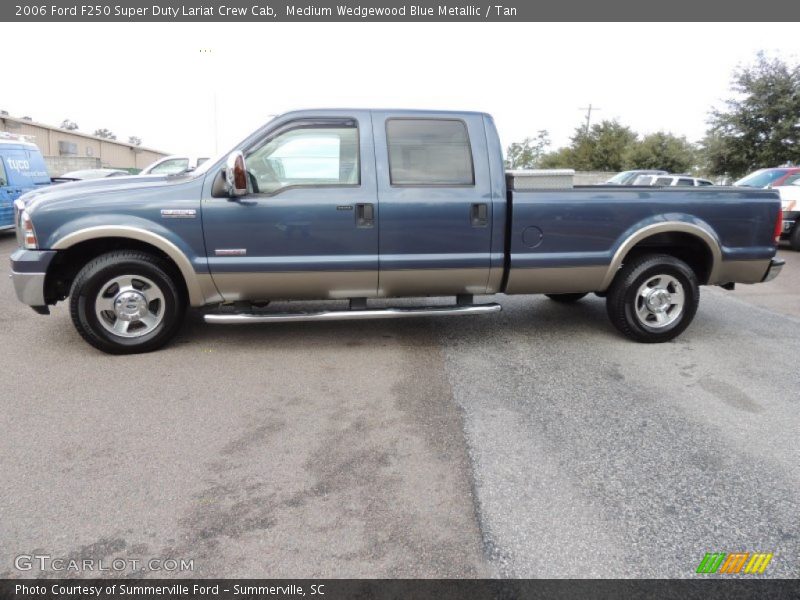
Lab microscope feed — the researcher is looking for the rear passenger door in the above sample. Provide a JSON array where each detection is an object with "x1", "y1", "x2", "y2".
[{"x1": 372, "y1": 113, "x2": 493, "y2": 297}]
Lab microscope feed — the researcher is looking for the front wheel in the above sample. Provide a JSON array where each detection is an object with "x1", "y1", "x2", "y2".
[
  {"x1": 69, "y1": 251, "x2": 186, "y2": 354},
  {"x1": 605, "y1": 254, "x2": 699, "y2": 343}
]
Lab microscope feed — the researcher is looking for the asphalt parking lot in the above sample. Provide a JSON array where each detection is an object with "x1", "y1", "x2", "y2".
[{"x1": 1, "y1": 231, "x2": 798, "y2": 578}]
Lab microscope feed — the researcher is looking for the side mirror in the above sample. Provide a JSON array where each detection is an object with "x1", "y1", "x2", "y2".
[{"x1": 225, "y1": 151, "x2": 248, "y2": 197}]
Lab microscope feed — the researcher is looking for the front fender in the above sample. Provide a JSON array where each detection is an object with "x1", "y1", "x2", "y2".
[{"x1": 47, "y1": 217, "x2": 218, "y2": 306}]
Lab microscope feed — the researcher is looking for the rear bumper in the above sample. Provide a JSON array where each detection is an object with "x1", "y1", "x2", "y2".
[
  {"x1": 9, "y1": 248, "x2": 57, "y2": 311},
  {"x1": 762, "y1": 257, "x2": 785, "y2": 283}
]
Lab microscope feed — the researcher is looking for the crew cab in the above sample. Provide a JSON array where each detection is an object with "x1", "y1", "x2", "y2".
[{"x1": 10, "y1": 109, "x2": 784, "y2": 354}]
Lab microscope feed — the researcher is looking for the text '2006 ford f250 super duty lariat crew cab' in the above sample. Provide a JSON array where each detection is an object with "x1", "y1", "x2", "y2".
[{"x1": 10, "y1": 109, "x2": 785, "y2": 354}]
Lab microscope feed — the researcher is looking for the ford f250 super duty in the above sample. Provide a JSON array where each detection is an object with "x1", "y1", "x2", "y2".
[{"x1": 9, "y1": 109, "x2": 785, "y2": 354}]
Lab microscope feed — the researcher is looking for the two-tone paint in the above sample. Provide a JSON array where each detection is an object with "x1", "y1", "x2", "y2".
[{"x1": 10, "y1": 109, "x2": 782, "y2": 313}]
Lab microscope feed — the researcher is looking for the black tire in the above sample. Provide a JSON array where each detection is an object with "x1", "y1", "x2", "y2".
[
  {"x1": 790, "y1": 224, "x2": 800, "y2": 251},
  {"x1": 606, "y1": 254, "x2": 699, "y2": 343},
  {"x1": 545, "y1": 293, "x2": 588, "y2": 303},
  {"x1": 69, "y1": 251, "x2": 185, "y2": 354}
]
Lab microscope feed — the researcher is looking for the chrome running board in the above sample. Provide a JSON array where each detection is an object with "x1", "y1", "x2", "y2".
[{"x1": 204, "y1": 303, "x2": 501, "y2": 324}]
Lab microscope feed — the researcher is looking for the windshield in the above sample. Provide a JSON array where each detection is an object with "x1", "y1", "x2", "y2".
[
  {"x1": 606, "y1": 171, "x2": 634, "y2": 184},
  {"x1": 191, "y1": 116, "x2": 279, "y2": 178},
  {"x1": 734, "y1": 169, "x2": 788, "y2": 188}
]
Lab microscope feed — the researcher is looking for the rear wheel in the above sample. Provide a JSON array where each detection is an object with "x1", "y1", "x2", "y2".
[
  {"x1": 69, "y1": 251, "x2": 185, "y2": 354},
  {"x1": 545, "y1": 293, "x2": 588, "y2": 303},
  {"x1": 606, "y1": 254, "x2": 699, "y2": 343}
]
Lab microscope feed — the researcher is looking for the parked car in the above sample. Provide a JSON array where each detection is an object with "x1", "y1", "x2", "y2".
[
  {"x1": 139, "y1": 155, "x2": 209, "y2": 176},
  {"x1": 632, "y1": 174, "x2": 714, "y2": 187},
  {"x1": 772, "y1": 173, "x2": 800, "y2": 250},
  {"x1": 57, "y1": 168, "x2": 129, "y2": 181},
  {"x1": 605, "y1": 169, "x2": 668, "y2": 185},
  {"x1": 0, "y1": 133, "x2": 50, "y2": 230},
  {"x1": 10, "y1": 109, "x2": 782, "y2": 354},
  {"x1": 734, "y1": 167, "x2": 800, "y2": 188}
]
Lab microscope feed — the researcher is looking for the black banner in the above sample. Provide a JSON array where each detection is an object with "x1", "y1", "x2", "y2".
[
  {"x1": 2, "y1": 580, "x2": 800, "y2": 600},
  {"x1": 3, "y1": 0, "x2": 800, "y2": 21}
]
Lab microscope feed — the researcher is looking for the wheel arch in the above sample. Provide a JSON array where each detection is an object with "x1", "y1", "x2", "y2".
[
  {"x1": 48, "y1": 227, "x2": 215, "y2": 306},
  {"x1": 600, "y1": 221, "x2": 722, "y2": 290}
]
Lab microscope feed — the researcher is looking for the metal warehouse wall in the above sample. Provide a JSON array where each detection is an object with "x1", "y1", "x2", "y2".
[{"x1": 0, "y1": 116, "x2": 169, "y2": 171}]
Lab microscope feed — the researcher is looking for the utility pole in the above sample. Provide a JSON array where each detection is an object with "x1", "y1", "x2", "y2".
[{"x1": 579, "y1": 104, "x2": 601, "y2": 135}]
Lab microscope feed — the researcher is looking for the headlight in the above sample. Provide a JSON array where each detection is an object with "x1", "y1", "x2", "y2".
[{"x1": 19, "y1": 210, "x2": 38, "y2": 249}]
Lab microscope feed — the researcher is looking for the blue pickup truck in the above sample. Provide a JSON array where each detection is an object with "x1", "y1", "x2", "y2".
[{"x1": 9, "y1": 109, "x2": 784, "y2": 354}]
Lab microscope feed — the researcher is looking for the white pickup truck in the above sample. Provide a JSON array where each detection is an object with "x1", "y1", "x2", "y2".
[{"x1": 773, "y1": 175, "x2": 800, "y2": 250}]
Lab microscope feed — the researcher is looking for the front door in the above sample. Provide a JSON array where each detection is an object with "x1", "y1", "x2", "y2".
[
  {"x1": 202, "y1": 113, "x2": 378, "y2": 301},
  {"x1": 371, "y1": 112, "x2": 493, "y2": 297}
]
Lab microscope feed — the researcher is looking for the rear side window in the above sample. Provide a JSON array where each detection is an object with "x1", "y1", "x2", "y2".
[
  {"x1": 655, "y1": 177, "x2": 673, "y2": 186},
  {"x1": 0, "y1": 159, "x2": 7, "y2": 187},
  {"x1": 386, "y1": 119, "x2": 474, "y2": 186}
]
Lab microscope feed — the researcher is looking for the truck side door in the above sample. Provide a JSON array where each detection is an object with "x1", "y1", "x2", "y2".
[
  {"x1": 371, "y1": 112, "x2": 493, "y2": 297},
  {"x1": 202, "y1": 113, "x2": 379, "y2": 301},
  {"x1": 0, "y1": 158, "x2": 11, "y2": 229}
]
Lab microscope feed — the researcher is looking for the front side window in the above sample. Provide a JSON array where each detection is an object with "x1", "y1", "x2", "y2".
[
  {"x1": 386, "y1": 119, "x2": 474, "y2": 186},
  {"x1": 676, "y1": 178, "x2": 694, "y2": 186},
  {"x1": 150, "y1": 158, "x2": 190, "y2": 175},
  {"x1": 0, "y1": 159, "x2": 7, "y2": 187},
  {"x1": 246, "y1": 125, "x2": 359, "y2": 195}
]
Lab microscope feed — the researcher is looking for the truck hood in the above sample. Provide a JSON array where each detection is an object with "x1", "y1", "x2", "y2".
[{"x1": 20, "y1": 173, "x2": 197, "y2": 212}]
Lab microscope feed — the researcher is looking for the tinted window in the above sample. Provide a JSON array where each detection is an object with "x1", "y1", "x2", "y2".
[
  {"x1": 655, "y1": 177, "x2": 673, "y2": 186},
  {"x1": 246, "y1": 125, "x2": 359, "y2": 195},
  {"x1": 386, "y1": 119, "x2": 474, "y2": 185},
  {"x1": 676, "y1": 178, "x2": 694, "y2": 186},
  {"x1": 0, "y1": 159, "x2": 6, "y2": 186}
]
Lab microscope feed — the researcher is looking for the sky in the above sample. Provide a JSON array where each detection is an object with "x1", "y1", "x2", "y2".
[{"x1": 3, "y1": 22, "x2": 800, "y2": 157}]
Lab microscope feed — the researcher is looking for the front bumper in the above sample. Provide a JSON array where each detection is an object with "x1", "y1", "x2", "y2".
[
  {"x1": 762, "y1": 257, "x2": 785, "y2": 283},
  {"x1": 9, "y1": 248, "x2": 57, "y2": 311}
]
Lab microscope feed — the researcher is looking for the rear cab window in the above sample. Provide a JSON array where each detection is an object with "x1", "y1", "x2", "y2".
[{"x1": 386, "y1": 118, "x2": 474, "y2": 186}]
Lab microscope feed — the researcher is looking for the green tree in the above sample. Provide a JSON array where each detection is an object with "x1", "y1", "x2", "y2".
[
  {"x1": 506, "y1": 130, "x2": 551, "y2": 169},
  {"x1": 703, "y1": 52, "x2": 800, "y2": 178},
  {"x1": 624, "y1": 132, "x2": 696, "y2": 173},
  {"x1": 539, "y1": 147, "x2": 574, "y2": 169},
  {"x1": 539, "y1": 120, "x2": 637, "y2": 171}
]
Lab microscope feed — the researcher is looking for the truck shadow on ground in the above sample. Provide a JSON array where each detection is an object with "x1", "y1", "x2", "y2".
[{"x1": 176, "y1": 296, "x2": 617, "y2": 350}]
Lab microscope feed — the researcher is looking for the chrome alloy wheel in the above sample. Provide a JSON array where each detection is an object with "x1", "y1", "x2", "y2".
[
  {"x1": 634, "y1": 274, "x2": 685, "y2": 329},
  {"x1": 94, "y1": 274, "x2": 165, "y2": 338}
]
